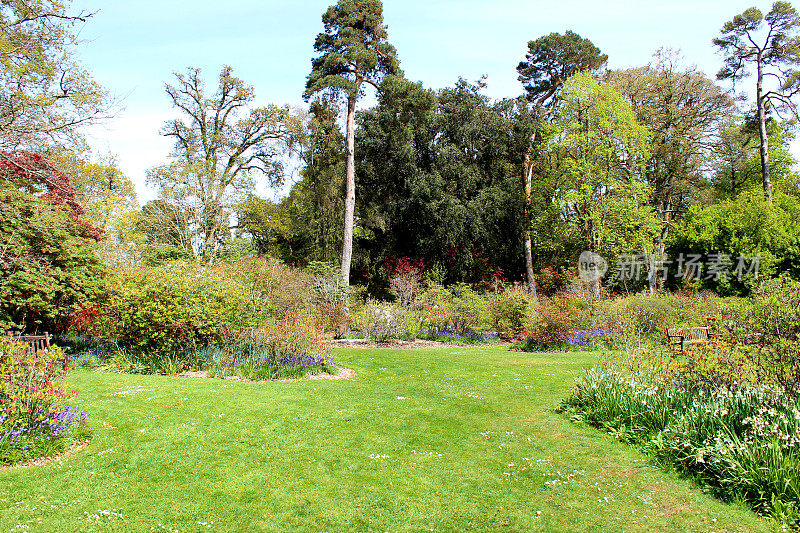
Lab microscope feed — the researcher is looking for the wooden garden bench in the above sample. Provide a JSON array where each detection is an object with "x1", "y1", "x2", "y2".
[
  {"x1": 665, "y1": 327, "x2": 709, "y2": 352},
  {"x1": 6, "y1": 332, "x2": 50, "y2": 353}
]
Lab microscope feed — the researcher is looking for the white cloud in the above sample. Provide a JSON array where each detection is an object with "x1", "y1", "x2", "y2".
[{"x1": 83, "y1": 108, "x2": 176, "y2": 205}]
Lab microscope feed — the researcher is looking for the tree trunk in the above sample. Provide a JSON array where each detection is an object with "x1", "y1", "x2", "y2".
[
  {"x1": 756, "y1": 56, "x2": 772, "y2": 205},
  {"x1": 340, "y1": 97, "x2": 357, "y2": 285},
  {"x1": 522, "y1": 133, "x2": 538, "y2": 300},
  {"x1": 589, "y1": 222, "x2": 600, "y2": 299}
]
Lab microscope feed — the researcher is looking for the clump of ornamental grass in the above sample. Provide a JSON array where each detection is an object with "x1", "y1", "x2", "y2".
[{"x1": 560, "y1": 362, "x2": 800, "y2": 527}]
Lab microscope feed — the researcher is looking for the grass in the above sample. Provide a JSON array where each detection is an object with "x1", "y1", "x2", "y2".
[{"x1": 0, "y1": 346, "x2": 771, "y2": 532}]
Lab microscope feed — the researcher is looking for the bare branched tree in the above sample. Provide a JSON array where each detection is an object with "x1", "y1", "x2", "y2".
[
  {"x1": 714, "y1": 1, "x2": 800, "y2": 204},
  {"x1": 148, "y1": 66, "x2": 292, "y2": 259},
  {"x1": 0, "y1": 0, "x2": 112, "y2": 150}
]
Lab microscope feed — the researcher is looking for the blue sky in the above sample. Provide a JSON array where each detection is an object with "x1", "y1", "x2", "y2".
[{"x1": 71, "y1": 0, "x2": 763, "y2": 202}]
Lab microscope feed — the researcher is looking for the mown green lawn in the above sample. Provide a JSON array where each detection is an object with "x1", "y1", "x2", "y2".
[{"x1": 0, "y1": 347, "x2": 770, "y2": 532}]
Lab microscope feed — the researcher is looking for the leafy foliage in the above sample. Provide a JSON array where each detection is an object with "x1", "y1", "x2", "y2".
[
  {"x1": 489, "y1": 289, "x2": 532, "y2": 340},
  {"x1": 355, "y1": 79, "x2": 528, "y2": 286},
  {"x1": 304, "y1": 0, "x2": 400, "y2": 102},
  {"x1": 101, "y1": 262, "x2": 251, "y2": 354},
  {"x1": 0, "y1": 151, "x2": 105, "y2": 332},
  {"x1": 148, "y1": 66, "x2": 293, "y2": 259},
  {"x1": 545, "y1": 72, "x2": 657, "y2": 286},
  {"x1": 714, "y1": 1, "x2": 800, "y2": 203},
  {"x1": 668, "y1": 190, "x2": 800, "y2": 294},
  {"x1": 517, "y1": 30, "x2": 608, "y2": 108},
  {"x1": 0, "y1": 1, "x2": 108, "y2": 149}
]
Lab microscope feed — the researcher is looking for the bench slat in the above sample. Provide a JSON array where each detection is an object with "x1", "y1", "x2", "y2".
[
  {"x1": 664, "y1": 327, "x2": 709, "y2": 351},
  {"x1": 6, "y1": 332, "x2": 50, "y2": 353}
]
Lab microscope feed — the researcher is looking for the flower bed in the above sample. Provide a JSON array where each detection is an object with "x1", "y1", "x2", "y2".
[
  {"x1": 514, "y1": 327, "x2": 621, "y2": 352},
  {"x1": 1, "y1": 339, "x2": 91, "y2": 465},
  {"x1": 416, "y1": 328, "x2": 499, "y2": 344},
  {"x1": 560, "y1": 366, "x2": 800, "y2": 526}
]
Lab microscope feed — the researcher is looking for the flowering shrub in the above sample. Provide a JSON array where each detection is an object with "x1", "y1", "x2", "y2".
[
  {"x1": 664, "y1": 338, "x2": 760, "y2": 390},
  {"x1": 514, "y1": 327, "x2": 620, "y2": 352},
  {"x1": 387, "y1": 257, "x2": 426, "y2": 307},
  {"x1": 513, "y1": 297, "x2": 595, "y2": 351},
  {"x1": 361, "y1": 302, "x2": 417, "y2": 342},
  {"x1": 415, "y1": 283, "x2": 490, "y2": 336},
  {"x1": 311, "y1": 302, "x2": 351, "y2": 339},
  {"x1": 209, "y1": 313, "x2": 334, "y2": 380},
  {"x1": 536, "y1": 267, "x2": 573, "y2": 296},
  {"x1": 489, "y1": 289, "x2": 532, "y2": 339},
  {"x1": 306, "y1": 261, "x2": 351, "y2": 338},
  {"x1": 0, "y1": 339, "x2": 90, "y2": 465}
]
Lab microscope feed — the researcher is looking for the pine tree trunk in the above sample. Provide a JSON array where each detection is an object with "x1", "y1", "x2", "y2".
[
  {"x1": 340, "y1": 97, "x2": 357, "y2": 285},
  {"x1": 522, "y1": 134, "x2": 538, "y2": 300},
  {"x1": 756, "y1": 57, "x2": 772, "y2": 205}
]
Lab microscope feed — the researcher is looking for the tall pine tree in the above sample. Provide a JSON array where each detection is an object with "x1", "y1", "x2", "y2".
[{"x1": 304, "y1": 0, "x2": 401, "y2": 285}]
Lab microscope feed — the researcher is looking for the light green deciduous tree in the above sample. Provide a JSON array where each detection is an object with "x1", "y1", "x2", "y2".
[{"x1": 546, "y1": 72, "x2": 656, "y2": 294}]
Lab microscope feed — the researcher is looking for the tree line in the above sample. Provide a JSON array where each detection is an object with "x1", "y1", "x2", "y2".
[
  {"x1": 2, "y1": 0, "x2": 800, "y2": 331},
  {"x1": 215, "y1": 0, "x2": 799, "y2": 297}
]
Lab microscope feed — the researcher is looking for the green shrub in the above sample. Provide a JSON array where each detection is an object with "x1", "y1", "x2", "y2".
[
  {"x1": 221, "y1": 257, "x2": 314, "y2": 321},
  {"x1": 102, "y1": 262, "x2": 252, "y2": 354},
  {"x1": 0, "y1": 158, "x2": 106, "y2": 333},
  {"x1": 663, "y1": 339, "x2": 759, "y2": 390},
  {"x1": 143, "y1": 245, "x2": 194, "y2": 266},
  {"x1": 667, "y1": 190, "x2": 800, "y2": 295},
  {"x1": 536, "y1": 267, "x2": 573, "y2": 296},
  {"x1": 489, "y1": 289, "x2": 532, "y2": 339},
  {"x1": 0, "y1": 339, "x2": 91, "y2": 464},
  {"x1": 415, "y1": 283, "x2": 490, "y2": 335}
]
